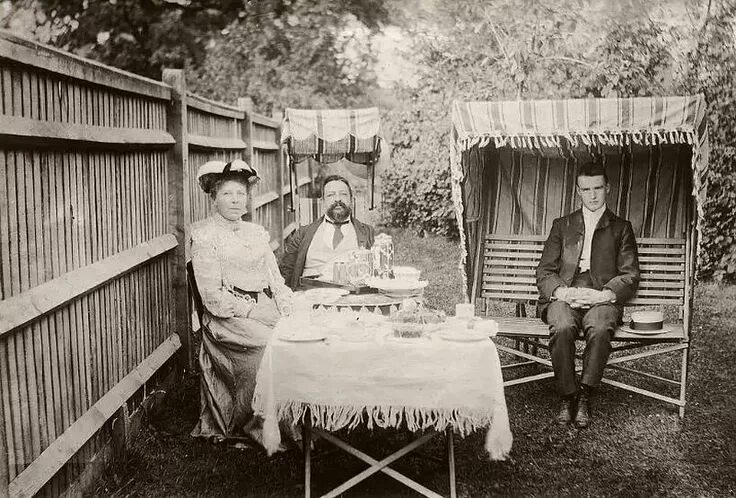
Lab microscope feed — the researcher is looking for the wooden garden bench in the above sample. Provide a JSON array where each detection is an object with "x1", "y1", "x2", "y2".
[{"x1": 481, "y1": 233, "x2": 691, "y2": 417}]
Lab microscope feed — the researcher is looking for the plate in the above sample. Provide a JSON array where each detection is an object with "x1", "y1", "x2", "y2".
[
  {"x1": 278, "y1": 332, "x2": 327, "y2": 342},
  {"x1": 437, "y1": 330, "x2": 489, "y2": 342},
  {"x1": 368, "y1": 278, "x2": 429, "y2": 298},
  {"x1": 618, "y1": 325, "x2": 670, "y2": 335},
  {"x1": 303, "y1": 288, "x2": 349, "y2": 303}
]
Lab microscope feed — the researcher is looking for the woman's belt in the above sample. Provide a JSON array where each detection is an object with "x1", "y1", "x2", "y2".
[{"x1": 230, "y1": 286, "x2": 273, "y2": 302}]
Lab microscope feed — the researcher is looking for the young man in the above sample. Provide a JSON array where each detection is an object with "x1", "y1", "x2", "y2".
[
  {"x1": 279, "y1": 175, "x2": 375, "y2": 289},
  {"x1": 536, "y1": 161, "x2": 640, "y2": 428}
]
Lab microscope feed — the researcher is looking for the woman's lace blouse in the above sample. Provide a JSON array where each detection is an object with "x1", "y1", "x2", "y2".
[{"x1": 190, "y1": 213, "x2": 292, "y2": 318}]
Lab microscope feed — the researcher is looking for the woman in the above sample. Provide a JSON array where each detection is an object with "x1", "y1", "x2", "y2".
[{"x1": 190, "y1": 159, "x2": 292, "y2": 445}]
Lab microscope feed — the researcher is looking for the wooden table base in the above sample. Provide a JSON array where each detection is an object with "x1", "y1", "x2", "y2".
[{"x1": 302, "y1": 419, "x2": 457, "y2": 498}]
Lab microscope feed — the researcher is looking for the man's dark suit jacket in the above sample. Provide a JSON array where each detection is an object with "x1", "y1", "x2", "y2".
[
  {"x1": 536, "y1": 208, "x2": 640, "y2": 321},
  {"x1": 279, "y1": 216, "x2": 376, "y2": 289}
]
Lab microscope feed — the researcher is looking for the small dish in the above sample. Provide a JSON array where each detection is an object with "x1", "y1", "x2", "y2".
[
  {"x1": 437, "y1": 330, "x2": 488, "y2": 342},
  {"x1": 278, "y1": 332, "x2": 327, "y2": 342}
]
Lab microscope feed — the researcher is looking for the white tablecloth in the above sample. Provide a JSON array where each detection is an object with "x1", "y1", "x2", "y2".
[{"x1": 252, "y1": 314, "x2": 513, "y2": 459}]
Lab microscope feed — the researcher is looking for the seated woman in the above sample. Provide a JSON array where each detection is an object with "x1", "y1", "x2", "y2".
[{"x1": 190, "y1": 159, "x2": 292, "y2": 445}]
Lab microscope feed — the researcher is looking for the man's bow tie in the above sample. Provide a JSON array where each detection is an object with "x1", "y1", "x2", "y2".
[{"x1": 326, "y1": 218, "x2": 349, "y2": 226}]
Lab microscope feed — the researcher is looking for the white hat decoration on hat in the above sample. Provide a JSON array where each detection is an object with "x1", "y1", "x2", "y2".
[
  {"x1": 197, "y1": 158, "x2": 258, "y2": 181},
  {"x1": 197, "y1": 159, "x2": 259, "y2": 193}
]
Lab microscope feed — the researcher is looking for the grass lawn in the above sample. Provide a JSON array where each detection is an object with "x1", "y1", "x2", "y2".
[{"x1": 91, "y1": 229, "x2": 736, "y2": 497}]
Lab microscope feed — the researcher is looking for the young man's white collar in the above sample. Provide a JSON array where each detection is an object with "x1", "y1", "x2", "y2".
[{"x1": 582, "y1": 205, "x2": 606, "y2": 225}]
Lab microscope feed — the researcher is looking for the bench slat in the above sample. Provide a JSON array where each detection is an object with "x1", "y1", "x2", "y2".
[
  {"x1": 637, "y1": 246, "x2": 685, "y2": 255},
  {"x1": 639, "y1": 281, "x2": 685, "y2": 289},
  {"x1": 639, "y1": 255, "x2": 687, "y2": 263},
  {"x1": 482, "y1": 292, "x2": 539, "y2": 301},
  {"x1": 485, "y1": 267, "x2": 536, "y2": 276},
  {"x1": 628, "y1": 297, "x2": 683, "y2": 305},
  {"x1": 486, "y1": 234, "x2": 547, "y2": 242},
  {"x1": 482, "y1": 276, "x2": 537, "y2": 284},
  {"x1": 639, "y1": 272, "x2": 685, "y2": 280},
  {"x1": 640, "y1": 264, "x2": 684, "y2": 271},
  {"x1": 487, "y1": 244, "x2": 544, "y2": 252},
  {"x1": 484, "y1": 259, "x2": 539, "y2": 268}
]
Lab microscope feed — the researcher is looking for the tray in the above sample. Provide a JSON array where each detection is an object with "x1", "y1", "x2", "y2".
[{"x1": 299, "y1": 276, "x2": 378, "y2": 295}]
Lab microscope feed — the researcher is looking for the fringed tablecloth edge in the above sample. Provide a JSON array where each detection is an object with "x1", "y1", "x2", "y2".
[{"x1": 274, "y1": 401, "x2": 512, "y2": 460}]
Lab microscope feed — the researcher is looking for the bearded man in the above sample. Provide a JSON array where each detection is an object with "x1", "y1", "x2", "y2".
[{"x1": 279, "y1": 175, "x2": 376, "y2": 289}]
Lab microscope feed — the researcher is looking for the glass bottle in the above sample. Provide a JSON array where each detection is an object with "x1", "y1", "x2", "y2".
[{"x1": 372, "y1": 233, "x2": 394, "y2": 279}]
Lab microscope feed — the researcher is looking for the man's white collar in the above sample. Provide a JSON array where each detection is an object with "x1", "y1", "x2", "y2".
[{"x1": 582, "y1": 205, "x2": 606, "y2": 219}]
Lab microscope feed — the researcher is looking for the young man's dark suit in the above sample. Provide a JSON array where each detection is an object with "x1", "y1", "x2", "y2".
[
  {"x1": 536, "y1": 208, "x2": 640, "y2": 396},
  {"x1": 279, "y1": 216, "x2": 375, "y2": 290}
]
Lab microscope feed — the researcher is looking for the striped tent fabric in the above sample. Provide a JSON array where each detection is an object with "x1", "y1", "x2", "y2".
[
  {"x1": 282, "y1": 107, "x2": 382, "y2": 164},
  {"x1": 449, "y1": 95, "x2": 708, "y2": 301}
]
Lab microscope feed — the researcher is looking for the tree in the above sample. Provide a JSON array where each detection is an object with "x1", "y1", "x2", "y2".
[
  {"x1": 186, "y1": 0, "x2": 393, "y2": 114},
  {"x1": 2, "y1": 0, "x2": 248, "y2": 78},
  {"x1": 382, "y1": 0, "x2": 677, "y2": 237},
  {"x1": 681, "y1": 1, "x2": 736, "y2": 280}
]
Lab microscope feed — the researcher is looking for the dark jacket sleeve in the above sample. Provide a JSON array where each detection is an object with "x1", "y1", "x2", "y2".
[
  {"x1": 367, "y1": 224, "x2": 376, "y2": 248},
  {"x1": 279, "y1": 227, "x2": 304, "y2": 287},
  {"x1": 602, "y1": 221, "x2": 640, "y2": 303},
  {"x1": 536, "y1": 219, "x2": 567, "y2": 301}
]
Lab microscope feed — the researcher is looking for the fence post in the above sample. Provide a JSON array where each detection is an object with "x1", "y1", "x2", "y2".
[
  {"x1": 238, "y1": 97, "x2": 255, "y2": 223},
  {"x1": 162, "y1": 68, "x2": 192, "y2": 371},
  {"x1": 272, "y1": 107, "x2": 286, "y2": 250}
]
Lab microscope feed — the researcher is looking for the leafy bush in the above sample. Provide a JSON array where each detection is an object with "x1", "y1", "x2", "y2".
[{"x1": 381, "y1": 156, "x2": 458, "y2": 238}]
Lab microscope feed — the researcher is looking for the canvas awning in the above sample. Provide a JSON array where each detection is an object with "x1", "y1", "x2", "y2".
[
  {"x1": 449, "y1": 95, "x2": 709, "y2": 301},
  {"x1": 282, "y1": 107, "x2": 382, "y2": 164}
]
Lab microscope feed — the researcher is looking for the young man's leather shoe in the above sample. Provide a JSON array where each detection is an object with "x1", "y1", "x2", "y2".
[
  {"x1": 574, "y1": 385, "x2": 592, "y2": 428},
  {"x1": 556, "y1": 395, "x2": 575, "y2": 425}
]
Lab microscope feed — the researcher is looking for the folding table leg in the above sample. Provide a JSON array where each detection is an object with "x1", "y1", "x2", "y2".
[
  {"x1": 446, "y1": 428, "x2": 456, "y2": 498},
  {"x1": 303, "y1": 415, "x2": 312, "y2": 498}
]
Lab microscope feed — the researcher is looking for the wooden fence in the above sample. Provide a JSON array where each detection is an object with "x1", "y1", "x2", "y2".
[{"x1": 0, "y1": 30, "x2": 311, "y2": 497}]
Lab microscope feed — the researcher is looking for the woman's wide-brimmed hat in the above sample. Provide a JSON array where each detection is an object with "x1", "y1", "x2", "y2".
[{"x1": 197, "y1": 159, "x2": 259, "y2": 193}]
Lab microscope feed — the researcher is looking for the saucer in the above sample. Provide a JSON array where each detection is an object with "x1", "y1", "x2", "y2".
[{"x1": 618, "y1": 325, "x2": 670, "y2": 335}]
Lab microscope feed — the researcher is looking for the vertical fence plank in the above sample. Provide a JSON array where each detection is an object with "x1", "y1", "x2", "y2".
[
  {"x1": 1, "y1": 66, "x2": 11, "y2": 115},
  {"x1": 0, "y1": 151, "x2": 15, "y2": 486},
  {"x1": 0, "y1": 151, "x2": 11, "y2": 299},
  {"x1": 57, "y1": 154, "x2": 74, "y2": 431},
  {"x1": 238, "y1": 98, "x2": 255, "y2": 223},
  {"x1": 163, "y1": 69, "x2": 191, "y2": 370},
  {"x1": 273, "y1": 110, "x2": 286, "y2": 247},
  {"x1": 12, "y1": 151, "x2": 33, "y2": 475},
  {"x1": 0, "y1": 333, "x2": 8, "y2": 496},
  {"x1": 45, "y1": 155, "x2": 64, "y2": 436}
]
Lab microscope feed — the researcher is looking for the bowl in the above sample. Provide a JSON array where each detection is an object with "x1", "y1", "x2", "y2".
[
  {"x1": 389, "y1": 320, "x2": 443, "y2": 338},
  {"x1": 392, "y1": 266, "x2": 421, "y2": 281}
]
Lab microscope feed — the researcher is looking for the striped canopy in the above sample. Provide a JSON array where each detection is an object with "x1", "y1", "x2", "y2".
[
  {"x1": 282, "y1": 107, "x2": 382, "y2": 164},
  {"x1": 449, "y1": 95, "x2": 709, "y2": 301}
]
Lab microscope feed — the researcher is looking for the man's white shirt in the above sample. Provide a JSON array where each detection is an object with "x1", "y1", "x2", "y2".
[
  {"x1": 303, "y1": 217, "x2": 359, "y2": 278},
  {"x1": 579, "y1": 205, "x2": 606, "y2": 272}
]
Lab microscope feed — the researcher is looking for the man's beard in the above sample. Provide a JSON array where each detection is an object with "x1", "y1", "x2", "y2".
[{"x1": 326, "y1": 200, "x2": 351, "y2": 222}]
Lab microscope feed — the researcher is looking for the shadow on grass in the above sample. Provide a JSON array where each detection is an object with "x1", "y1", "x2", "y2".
[{"x1": 89, "y1": 232, "x2": 736, "y2": 497}]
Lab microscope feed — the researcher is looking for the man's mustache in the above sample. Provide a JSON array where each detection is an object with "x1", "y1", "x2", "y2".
[{"x1": 330, "y1": 200, "x2": 349, "y2": 209}]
